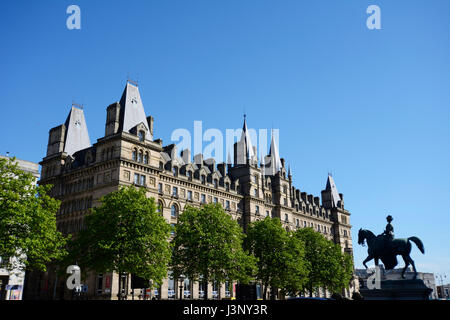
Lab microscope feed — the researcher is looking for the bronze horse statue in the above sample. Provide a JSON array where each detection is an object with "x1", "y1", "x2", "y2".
[{"x1": 358, "y1": 228, "x2": 425, "y2": 279}]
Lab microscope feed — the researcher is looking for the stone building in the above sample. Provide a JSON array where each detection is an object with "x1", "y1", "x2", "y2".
[
  {"x1": 31, "y1": 81, "x2": 356, "y2": 299},
  {"x1": 0, "y1": 155, "x2": 40, "y2": 300}
]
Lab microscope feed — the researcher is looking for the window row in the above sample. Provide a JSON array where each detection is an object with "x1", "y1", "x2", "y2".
[
  {"x1": 59, "y1": 197, "x2": 93, "y2": 215},
  {"x1": 132, "y1": 148, "x2": 149, "y2": 164}
]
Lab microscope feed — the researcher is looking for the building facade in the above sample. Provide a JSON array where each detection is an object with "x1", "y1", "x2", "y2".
[
  {"x1": 31, "y1": 81, "x2": 356, "y2": 299},
  {"x1": 0, "y1": 156, "x2": 40, "y2": 300}
]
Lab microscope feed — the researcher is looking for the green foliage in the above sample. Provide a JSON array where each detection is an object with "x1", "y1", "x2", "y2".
[
  {"x1": 171, "y1": 203, "x2": 256, "y2": 298},
  {"x1": 245, "y1": 217, "x2": 308, "y2": 299},
  {"x1": 70, "y1": 186, "x2": 172, "y2": 287},
  {"x1": 0, "y1": 157, "x2": 68, "y2": 272},
  {"x1": 294, "y1": 227, "x2": 353, "y2": 295}
]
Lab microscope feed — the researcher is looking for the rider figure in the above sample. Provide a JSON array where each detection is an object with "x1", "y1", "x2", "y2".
[
  {"x1": 382, "y1": 215, "x2": 394, "y2": 240},
  {"x1": 380, "y1": 215, "x2": 395, "y2": 254}
]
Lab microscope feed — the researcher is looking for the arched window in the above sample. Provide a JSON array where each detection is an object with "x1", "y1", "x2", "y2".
[
  {"x1": 171, "y1": 204, "x2": 178, "y2": 218},
  {"x1": 144, "y1": 152, "x2": 149, "y2": 164},
  {"x1": 157, "y1": 201, "x2": 163, "y2": 213},
  {"x1": 201, "y1": 175, "x2": 206, "y2": 184},
  {"x1": 214, "y1": 179, "x2": 218, "y2": 188},
  {"x1": 132, "y1": 148, "x2": 137, "y2": 161},
  {"x1": 225, "y1": 182, "x2": 230, "y2": 191},
  {"x1": 138, "y1": 150, "x2": 143, "y2": 163}
]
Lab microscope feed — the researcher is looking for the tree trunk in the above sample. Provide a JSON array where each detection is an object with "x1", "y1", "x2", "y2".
[{"x1": 309, "y1": 283, "x2": 313, "y2": 298}]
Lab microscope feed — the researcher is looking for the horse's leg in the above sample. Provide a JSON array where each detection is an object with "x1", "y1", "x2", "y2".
[
  {"x1": 401, "y1": 255, "x2": 409, "y2": 279},
  {"x1": 408, "y1": 256, "x2": 417, "y2": 280},
  {"x1": 363, "y1": 255, "x2": 373, "y2": 269}
]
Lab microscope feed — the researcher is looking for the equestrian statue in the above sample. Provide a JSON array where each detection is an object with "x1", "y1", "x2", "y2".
[{"x1": 358, "y1": 215, "x2": 425, "y2": 279}]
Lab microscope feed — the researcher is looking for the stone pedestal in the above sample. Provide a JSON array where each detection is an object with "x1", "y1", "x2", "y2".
[{"x1": 360, "y1": 279, "x2": 432, "y2": 300}]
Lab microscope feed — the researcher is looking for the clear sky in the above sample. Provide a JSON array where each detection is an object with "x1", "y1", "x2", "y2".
[{"x1": 1, "y1": 1, "x2": 449, "y2": 283}]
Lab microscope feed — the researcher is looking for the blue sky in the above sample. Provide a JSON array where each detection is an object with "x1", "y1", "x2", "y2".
[{"x1": 1, "y1": 1, "x2": 449, "y2": 282}]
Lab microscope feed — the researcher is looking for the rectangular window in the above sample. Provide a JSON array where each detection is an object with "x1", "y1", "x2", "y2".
[
  {"x1": 225, "y1": 200, "x2": 230, "y2": 209},
  {"x1": 285, "y1": 213, "x2": 289, "y2": 222},
  {"x1": 187, "y1": 190, "x2": 192, "y2": 200},
  {"x1": 214, "y1": 197, "x2": 218, "y2": 203},
  {"x1": 158, "y1": 183, "x2": 163, "y2": 193},
  {"x1": 201, "y1": 194, "x2": 206, "y2": 204},
  {"x1": 140, "y1": 175, "x2": 146, "y2": 186},
  {"x1": 134, "y1": 173, "x2": 139, "y2": 184},
  {"x1": 266, "y1": 211, "x2": 269, "y2": 217},
  {"x1": 255, "y1": 205, "x2": 260, "y2": 214},
  {"x1": 173, "y1": 187, "x2": 178, "y2": 197}
]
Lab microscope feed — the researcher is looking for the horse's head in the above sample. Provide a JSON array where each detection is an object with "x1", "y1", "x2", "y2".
[{"x1": 358, "y1": 228, "x2": 366, "y2": 246}]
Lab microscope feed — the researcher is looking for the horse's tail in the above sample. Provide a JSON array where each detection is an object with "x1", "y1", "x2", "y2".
[{"x1": 408, "y1": 236, "x2": 425, "y2": 254}]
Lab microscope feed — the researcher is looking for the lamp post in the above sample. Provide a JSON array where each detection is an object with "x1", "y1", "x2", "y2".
[{"x1": 179, "y1": 275, "x2": 185, "y2": 300}]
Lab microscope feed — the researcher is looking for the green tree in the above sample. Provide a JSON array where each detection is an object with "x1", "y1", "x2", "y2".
[
  {"x1": 171, "y1": 203, "x2": 256, "y2": 300},
  {"x1": 322, "y1": 244, "x2": 354, "y2": 294},
  {"x1": 0, "y1": 157, "x2": 68, "y2": 272},
  {"x1": 245, "y1": 217, "x2": 308, "y2": 300},
  {"x1": 294, "y1": 227, "x2": 330, "y2": 297},
  {"x1": 294, "y1": 227, "x2": 353, "y2": 297},
  {"x1": 69, "y1": 185, "x2": 172, "y2": 299}
]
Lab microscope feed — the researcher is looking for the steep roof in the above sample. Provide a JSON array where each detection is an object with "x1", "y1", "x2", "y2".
[
  {"x1": 265, "y1": 132, "x2": 281, "y2": 174},
  {"x1": 63, "y1": 106, "x2": 91, "y2": 156},
  {"x1": 240, "y1": 116, "x2": 255, "y2": 161},
  {"x1": 118, "y1": 81, "x2": 151, "y2": 140},
  {"x1": 326, "y1": 174, "x2": 341, "y2": 207}
]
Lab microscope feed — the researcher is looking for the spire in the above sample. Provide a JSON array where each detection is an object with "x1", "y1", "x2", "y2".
[
  {"x1": 267, "y1": 131, "x2": 281, "y2": 173},
  {"x1": 227, "y1": 151, "x2": 232, "y2": 165},
  {"x1": 118, "y1": 81, "x2": 151, "y2": 140},
  {"x1": 325, "y1": 174, "x2": 341, "y2": 207},
  {"x1": 240, "y1": 114, "x2": 255, "y2": 161},
  {"x1": 63, "y1": 105, "x2": 91, "y2": 156},
  {"x1": 288, "y1": 164, "x2": 291, "y2": 177}
]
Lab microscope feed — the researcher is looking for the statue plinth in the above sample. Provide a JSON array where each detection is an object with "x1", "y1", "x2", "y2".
[{"x1": 360, "y1": 279, "x2": 432, "y2": 300}]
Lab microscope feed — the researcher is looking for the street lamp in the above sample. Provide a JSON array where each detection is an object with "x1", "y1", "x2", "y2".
[{"x1": 179, "y1": 275, "x2": 185, "y2": 300}]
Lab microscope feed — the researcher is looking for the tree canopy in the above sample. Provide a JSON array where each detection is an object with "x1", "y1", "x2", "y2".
[
  {"x1": 293, "y1": 227, "x2": 353, "y2": 296},
  {"x1": 245, "y1": 217, "x2": 308, "y2": 299},
  {"x1": 69, "y1": 185, "x2": 172, "y2": 299},
  {"x1": 171, "y1": 203, "x2": 256, "y2": 299},
  {"x1": 0, "y1": 157, "x2": 68, "y2": 272}
]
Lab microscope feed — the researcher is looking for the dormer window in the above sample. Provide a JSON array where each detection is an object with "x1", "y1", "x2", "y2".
[
  {"x1": 187, "y1": 171, "x2": 193, "y2": 180},
  {"x1": 214, "y1": 179, "x2": 218, "y2": 188},
  {"x1": 138, "y1": 130, "x2": 145, "y2": 142},
  {"x1": 201, "y1": 175, "x2": 206, "y2": 185},
  {"x1": 172, "y1": 166, "x2": 178, "y2": 177}
]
